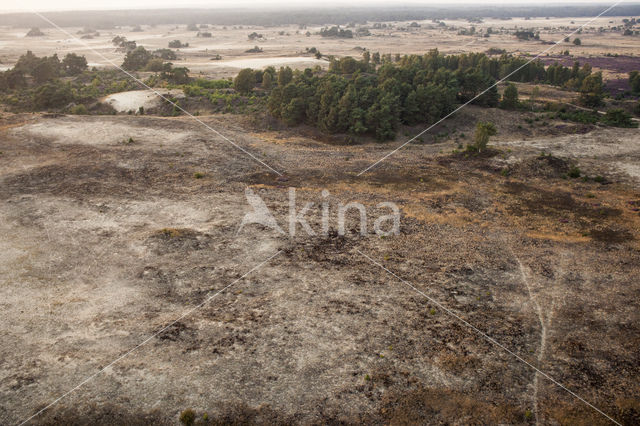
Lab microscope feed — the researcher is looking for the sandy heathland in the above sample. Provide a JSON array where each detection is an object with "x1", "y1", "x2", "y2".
[
  {"x1": 1, "y1": 12, "x2": 640, "y2": 426},
  {"x1": 1, "y1": 16, "x2": 638, "y2": 79},
  {"x1": 1, "y1": 105, "x2": 639, "y2": 424}
]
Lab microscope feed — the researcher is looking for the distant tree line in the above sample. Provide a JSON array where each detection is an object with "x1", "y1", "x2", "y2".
[{"x1": 4, "y1": 5, "x2": 640, "y2": 27}]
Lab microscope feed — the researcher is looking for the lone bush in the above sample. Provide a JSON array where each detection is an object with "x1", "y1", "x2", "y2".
[
  {"x1": 472, "y1": 122, "x2": 497, "y2": 152},
  {"x1": 179, "y1": 408, "x2": 196, "y2": 426},
  {"x1": 69, "y1": 104, "x2": 88, "y2": 115}
]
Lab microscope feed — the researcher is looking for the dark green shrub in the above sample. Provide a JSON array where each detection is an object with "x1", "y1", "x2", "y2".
[
  {"x1": 602, "y1": 108, "x2": 638, "y2": 128},
  {"x1": 179, "y1": 408, "x2": 196, "y2": 426},
  {"x1": 33, "y1": 82, "x2": 73, "y2": 109},
  {"x1": 568, "y1": 165, "x2": 581, "y2": 178}
]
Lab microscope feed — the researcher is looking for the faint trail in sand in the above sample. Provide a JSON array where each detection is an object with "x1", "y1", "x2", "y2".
[
  {"x1": 516, "y1": 258, "x2": 547, "y2": 425},
  {"x1": 514, "y1": 252, "x2": 569, "y2": 426}
]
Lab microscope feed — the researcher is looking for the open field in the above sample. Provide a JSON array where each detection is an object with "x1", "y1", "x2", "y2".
[
  {"x1": 1, "y1": 16, "x2": 639, "y2": 78},
  {"x1": 2, "y1": 106, "x2": 640, "y2": 424},
  {"x1": 1, "y1": 9, "x2": 640, "y2": 426}
]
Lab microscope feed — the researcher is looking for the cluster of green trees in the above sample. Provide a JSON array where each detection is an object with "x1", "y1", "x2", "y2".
[
  {"x1": 262, "y1": 50, "x2": 587, "y2": 140},
  {"x1": 0, "y1": 51, "x2": 88, "y2": 90},
  {"x1": 306, "y1": 47, "x2": 323, "y2": 59},
  {"x1": 154, "y1": 49, "x2": 178, "y2": 60},
  {"x1": 2, "y1": 69, "x2": 139, "y2": 111},
  {"x1": 168, "y1": 40, "x2": 189, "y2": 48},
  {"x1": 122, "y1": 46, "x2": 157, "y2": 70},
  {"x1": 0, "y1": 48, "x2": 196, "y2": 112},
  {"x1": 514, "y1": 30, "x2": 539, "y2": 40},
  {"x1": 112, "y1": 35, "x2": 137, "y2": 52},
  {"x1": 177, "y1": 77, "x2": 261, "y2": 114},
  {"x1": 120, "y1": 46, "x2": 191, "y2": 84},
  {"x1": 320, "y1": 26, "x2": 353, "y2": 38},
  {"x1": 0, "y1": 50, "x2": 143, "y2": 111}
]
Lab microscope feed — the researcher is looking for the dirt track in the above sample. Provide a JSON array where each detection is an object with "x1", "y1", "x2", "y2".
[{"x1": 1, "y1": 111, "x2": 639, "y2": 425}]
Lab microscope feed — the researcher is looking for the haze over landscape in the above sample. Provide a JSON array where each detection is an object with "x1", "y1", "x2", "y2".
[
  {"x1": 2, "y1": 1, "x2": 629, "y2": 12},
  {"x1": 0, "y1": 1, "x2": 639, "y2": 425}
]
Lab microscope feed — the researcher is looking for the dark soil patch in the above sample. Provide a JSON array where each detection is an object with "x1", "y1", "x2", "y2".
[
  {"x1": 504, "y1": 182, "x2": 622, "y2": 221},
  {"x1": 589, "y1": 226, "x2": 634, "y2": 243},
  {"x1": 0, "y1": 162, "x2": 193, "y2": 201},
  {"x1": 146, "y1": 228, "x2": 212, "y2": 254},
  {"x1": 283, "y1": 231, "x2": 357, "y2": 265},
  {"x1": 509, "y1": 155, "x2": 571, "y2": 179},
  {"x1": 364, "y1": 168, "x2": 452, "y2": 191},
  {"x1": 242, "y1": 165, "x2": 452, "y2": 192},
  {"x1": 157, "y1": 321, "x2": 196, "y2": 342},
  {"x1": 441, "y1": 147, "x2": 501, "y2": 162}
]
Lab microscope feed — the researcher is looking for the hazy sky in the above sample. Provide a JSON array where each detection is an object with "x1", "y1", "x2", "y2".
[{"x1": 0, "y1": 0, "x2": 626, "y2": 13}]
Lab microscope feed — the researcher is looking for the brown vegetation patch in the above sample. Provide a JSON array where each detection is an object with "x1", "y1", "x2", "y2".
[
  {"x1": 379, "y1": 386, "x2": 527, "y2": 425},
  {"x1": 146, "y1": 228, "x2": 212, "y2": 254},
  {"x1": 39, "y1": 404, "x2": 167, "y2": 426},
  {"x1": 0, "y1": 162, "x2": 192, "y2": 201},
  {"x1": 509, "y1": 155, "x2": 571, "y2": 179},
  {"x1": 504, "y1": 182, "x2": 622, "y2": 221},
  {"x1": 543, "y1": 398, "x2": 634, "y2": 426},
  {"x1": 199, "y1": 403, "x2": 294, "y2": 425},
  {"x1": 589, "y1": 226, "x2": 634, "y2": 243},
  {"x1": 436, "y1": 351, "x2": 482, "y2": 375}
]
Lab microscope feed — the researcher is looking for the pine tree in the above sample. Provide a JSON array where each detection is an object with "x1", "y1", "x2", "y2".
[
  {"x1": 262, "y1": 71, "x2": 273, "y2": 90},
  {"x1": 629, "y1": 71, "x2": 640, "y2": 94},
  {"x1": 500, "y1": 83, "x2": 519, "y2": 109},
  {"x1": 403, "y1": 90, "x2": 421, "y2": 124},
  {"x1": 579, "y1": 72, "x2": 604, "y2": 108},
  {"x1": 277, "y1": 66, "x2": 293, "y2": 86},
  {"x1": 234, "y1": 68, "x2": 255, "y2": 94}
]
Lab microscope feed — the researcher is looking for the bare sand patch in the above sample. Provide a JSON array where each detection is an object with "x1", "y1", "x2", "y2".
[
  {"x1": 101, "y1": 89, "x2": 185, "y2": 113},
  {"x1": 11, "y1": 116, "x2": 194, "y2": 147}
]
